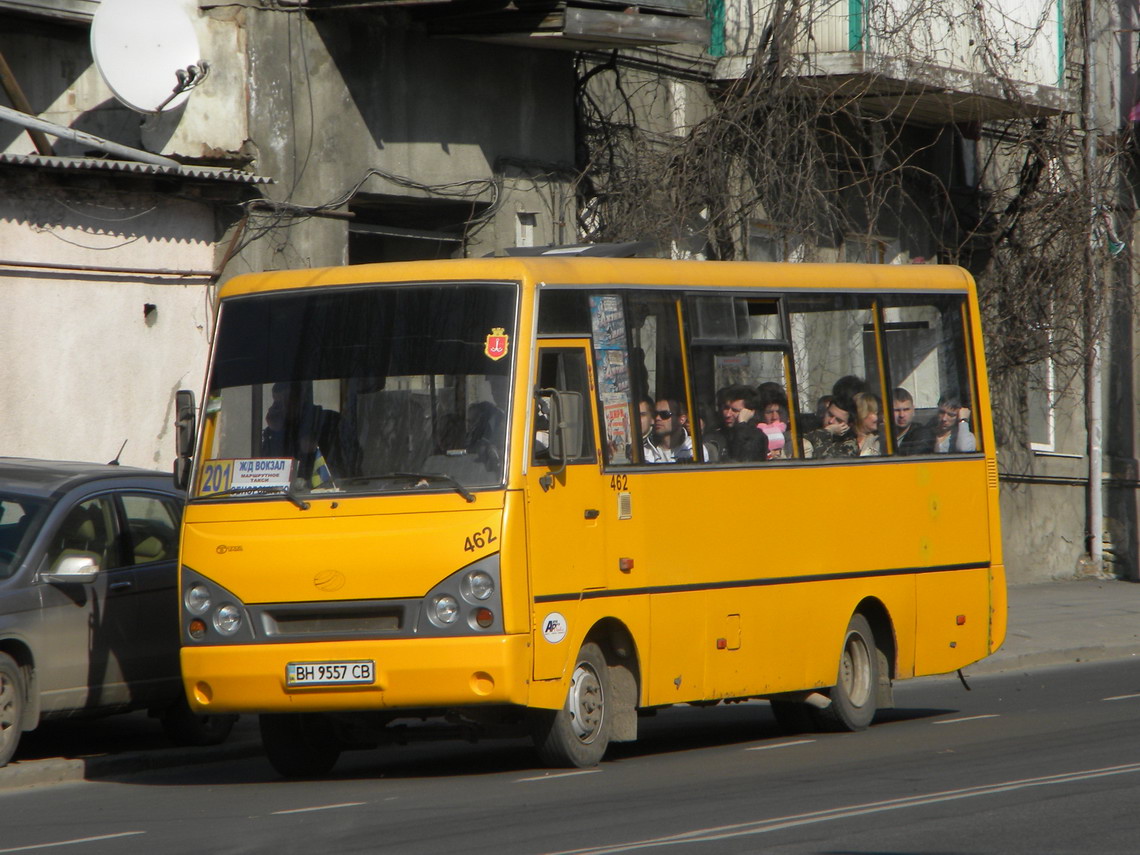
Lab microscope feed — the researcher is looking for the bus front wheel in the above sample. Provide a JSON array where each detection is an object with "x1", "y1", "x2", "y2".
[
  {"x1": 814, "y1": 613, "x2": 878, "y2": 732},
  {"x1": 531, "y1": 642, "x2": 611, "y2": 768},
  {"x1": 259, "y1": 713, "x2": 341, "y2": 778}
]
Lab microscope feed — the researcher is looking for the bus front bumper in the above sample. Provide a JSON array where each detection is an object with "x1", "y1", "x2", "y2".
[{"x1": 182, "y1": 634, "x2": 532, "y2": 715}]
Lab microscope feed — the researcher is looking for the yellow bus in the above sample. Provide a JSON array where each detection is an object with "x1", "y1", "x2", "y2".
[{"x1": 174, "y1": 256, "x2": 1005, "y2": 776}]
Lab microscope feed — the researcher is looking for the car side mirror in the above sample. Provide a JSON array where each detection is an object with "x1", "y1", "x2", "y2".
[{"x1": 42, "y1": 553, "x2": 100, "y2": 585}]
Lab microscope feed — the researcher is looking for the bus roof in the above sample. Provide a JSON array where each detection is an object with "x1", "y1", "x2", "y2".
[{"x1": 217, "y1": 257, "x2": 976, "y2": 300}]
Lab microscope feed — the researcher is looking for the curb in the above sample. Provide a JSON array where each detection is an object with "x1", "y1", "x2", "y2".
[
  {"x1": 0, "y1": 738, "x2": 263, "y2": 793},
  {"x1": 960, "y1": 644, "x2": 1140, "y2": 677}
]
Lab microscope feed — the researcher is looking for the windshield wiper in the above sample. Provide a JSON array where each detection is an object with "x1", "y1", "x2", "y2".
[
  {"x1": 338, "y1": 472, "x2": 476, "y2": 503},
  {"x1": 200, "y1": 484, "x2": 311, "y2": 511},
  {"x1": 399, "y1": 472, "x2": 476, "y2": 503}
]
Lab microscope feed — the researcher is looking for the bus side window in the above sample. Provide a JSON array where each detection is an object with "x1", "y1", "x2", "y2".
[{"x1": 880, "y1": 295, "x2": 980, "y2": 456}]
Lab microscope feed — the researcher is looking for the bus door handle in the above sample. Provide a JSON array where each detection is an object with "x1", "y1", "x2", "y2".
[{"x1": 584, "y1": 509, "x2": 600, "y2": 520}]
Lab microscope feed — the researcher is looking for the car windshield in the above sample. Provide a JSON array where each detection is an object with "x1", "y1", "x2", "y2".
[
  {"x1": 194, "y1": 282, "x2": 518, "y2": 500},
  {"x1": 0, "y1": 495, "x2": 49, "y2": 578}
]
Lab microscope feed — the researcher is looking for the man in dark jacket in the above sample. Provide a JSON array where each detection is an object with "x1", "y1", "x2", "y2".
[{"x1": 892, "y1": 387, "x2": 933, "y2": 455}]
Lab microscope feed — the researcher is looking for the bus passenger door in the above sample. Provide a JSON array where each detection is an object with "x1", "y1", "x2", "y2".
[{"x1": 526, "y1": 343, "x2": 607, "y2": 680}]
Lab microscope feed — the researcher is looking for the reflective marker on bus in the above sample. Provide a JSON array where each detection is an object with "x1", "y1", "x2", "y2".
[{"x1": 174, "y1": 257, "x2": 1005, "y2": 778}]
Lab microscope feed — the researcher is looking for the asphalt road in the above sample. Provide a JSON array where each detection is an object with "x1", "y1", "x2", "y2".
[{"x1": 2, "y1": 660, "x2": 1140, "y2": 854}]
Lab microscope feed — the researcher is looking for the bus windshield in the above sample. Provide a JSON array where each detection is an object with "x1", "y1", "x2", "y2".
[{"x1": 195, "y1": 282, "x2": 517, "y2": 500}]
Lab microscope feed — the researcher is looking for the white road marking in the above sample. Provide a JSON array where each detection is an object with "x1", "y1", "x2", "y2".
[
  {"x1": 745, "y1": 739, "x2": 815, "y2": 751},
  {"x1": 0, "y1": 832, "x2": 145, "y2": 853},
  {"x1": 932, "y1": 714, "x2": 1000, "y2": 725},
  {"x1": 539, "y1": 761, "x2": 1140, "y2": 854},
  {"x1": 516, "y1": 770, "x2": 602, "y2": 783},
  {"x1": 1104, "y1": 693, "x2": 1140, "y2": 701},
  {"x1": 271, "y1": 802, "x2": 366, "y2": 815}
]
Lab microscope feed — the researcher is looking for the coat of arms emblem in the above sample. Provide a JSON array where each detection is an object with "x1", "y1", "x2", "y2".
[{"x1": 484, "y1": 328, "x2": 509, "y2": 361}]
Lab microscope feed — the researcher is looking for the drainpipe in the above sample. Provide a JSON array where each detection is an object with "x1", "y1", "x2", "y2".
[{"x1": 1083, "y1": 0, "x2": 1104, "y2": 570}]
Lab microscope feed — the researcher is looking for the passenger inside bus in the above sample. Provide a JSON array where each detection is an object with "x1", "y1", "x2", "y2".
[
  {"x1": 756, "y1": 383, "x2": 788, "y2": 459},
  {"x1": 643, "y1": 398, "x2": 695, "y2": 463},
  {"x1": 803, "y1": 395, "x2": 856, "y2": 459},
  {"x1": 724, "y1": 388, "x2": 769, "y2": 463},
  {"x1": 932, "y1": 393, "x2": 976, "y2": 453},
  {"x1": 852, "y1": 392, "x2": 882, "y2": 457},
  {"x1": 893, "y1": 387, "x2": 934, "y2": 455}
]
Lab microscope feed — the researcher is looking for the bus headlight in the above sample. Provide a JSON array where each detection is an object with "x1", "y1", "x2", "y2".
[
  {"x1": 185, "y1": 584, "x2": 211, "y2": 615},
  {"x1": 212, "y1": 603, "x2": 243, "y2": 635},
  {"x1": 429, "y1": 594, "x2": 460, "y2": 627},
  {"x1": 461, "y1": 570, "x2": 494, "y2": 602}
]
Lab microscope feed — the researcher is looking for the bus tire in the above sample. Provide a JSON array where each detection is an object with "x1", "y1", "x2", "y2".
[
  {"x1": 0, "y1": 653, "x2": 24, "y2": 768},
  {"x1": 813, "y1": 613, "x2": 878, "y2": 732},
  {"x1": 531, "y1": 642, "x2": 611, "y2": 768},
  {"x1": 259, "y1": 713, "x2": 341, "y2": 778}
]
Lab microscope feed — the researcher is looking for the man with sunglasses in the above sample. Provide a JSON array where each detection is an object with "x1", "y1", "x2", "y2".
[{"x1": 643, "y1": 398, "x2": 696, "y2": 463}]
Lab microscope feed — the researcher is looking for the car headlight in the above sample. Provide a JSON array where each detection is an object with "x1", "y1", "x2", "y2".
[
  {"x1": 212, "y1": 603, "x2": 243, "y2": 635},
  {"x1": 461, "y1": 571, "x2": 494, "y2": 602},
  {"x1": 185, "y1": 584, "x2": 211, "y2": 615},
  {"x1": 429, "y1": 594, "x2": 460, "y2": 627}
]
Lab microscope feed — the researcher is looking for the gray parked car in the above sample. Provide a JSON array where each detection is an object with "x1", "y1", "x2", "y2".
[{"x1": 0, "y1": 458, "x2": 234, "y2": 767}]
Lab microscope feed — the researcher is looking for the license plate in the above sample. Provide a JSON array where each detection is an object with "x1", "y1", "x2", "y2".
[{"x1": 286, "y1": 660, "x2": 375, "y2": 687}]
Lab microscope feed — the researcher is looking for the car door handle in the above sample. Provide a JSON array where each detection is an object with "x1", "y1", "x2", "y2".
[{"x1": 109, "y1": 580, "x2": 133, "y2": 592}]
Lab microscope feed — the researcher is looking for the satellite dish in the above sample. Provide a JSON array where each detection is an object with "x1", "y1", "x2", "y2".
[{"x1": 91, "y1": 0, "x2": 208, "y2": 114}]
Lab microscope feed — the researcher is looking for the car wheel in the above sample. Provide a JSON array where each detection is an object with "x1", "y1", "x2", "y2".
[{"x1": 0, "y1": 653, "x2": 25, "y2": 768}]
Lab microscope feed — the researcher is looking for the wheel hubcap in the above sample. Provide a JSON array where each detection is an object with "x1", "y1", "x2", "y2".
[
  {"x1": 839, "y1": 631, "x2": 872, "y2": 708},
  {"x1": 567, "y1": 661, "x2": 604, "y2": 743}
]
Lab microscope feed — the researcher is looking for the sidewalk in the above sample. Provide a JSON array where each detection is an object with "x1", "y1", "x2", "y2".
[
  {"x1": 964, "y1": 576, "x2": 1140, "y2": 676},
  {"x1": 2, "y1": 578, "x2": 1139, "y2": 792}
]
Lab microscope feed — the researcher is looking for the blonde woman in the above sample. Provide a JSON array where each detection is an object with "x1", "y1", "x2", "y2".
[{"x1": 853, "y1": 392, "x2": 882, "y2": 457}]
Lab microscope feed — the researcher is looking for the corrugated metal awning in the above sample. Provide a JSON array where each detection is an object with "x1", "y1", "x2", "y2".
[{"x1": 0, "y1": 152, "x2": 272, "y2": 185}]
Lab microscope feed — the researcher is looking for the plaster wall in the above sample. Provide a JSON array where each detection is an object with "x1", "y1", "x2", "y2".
[
  {"x1": 233, "y1": 10, "x2": 576, "y2": 270},
  {"x1": 0, "y1": 187, "x2": 216, "y2": 471},
  {"x1": 999, "y1": 480, "x2": 1087, "y2": 582}
]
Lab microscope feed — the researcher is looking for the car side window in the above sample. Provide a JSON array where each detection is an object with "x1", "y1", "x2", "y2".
[
  {"x1": 120, "y1": 495, "x2": 180, "y2": 566},
  {"x1": 45, "y1": 497, "x2": 121, "y2": 572}
]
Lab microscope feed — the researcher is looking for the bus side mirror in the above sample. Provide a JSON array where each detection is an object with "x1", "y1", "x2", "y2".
[
  {"x1": 174, "y1": 389, "x2": 196, "y2": 490},
  {"x1": 539, "y1": 389, "x2": 583, "y2": 492},
  {"x1": 548, "y1": 391, "x2": 584, "y2": 461}
]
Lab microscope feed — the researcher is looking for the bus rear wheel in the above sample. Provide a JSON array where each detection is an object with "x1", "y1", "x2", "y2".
[
  {"x1": 531, "y1": 642, "x2": 611, "y2": 768},
  {"x1": 813, "y1": 613, "x2": 878, "y2": 732},
  {"x1": 259, "y1": 713, "x2": 341, "y2": 778}
]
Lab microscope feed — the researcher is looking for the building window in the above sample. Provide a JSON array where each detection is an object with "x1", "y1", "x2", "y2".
[
  {"x1": 844, "y1": 235, "x2": 891, "y2": 264},
  {"x1": 747, "y1": 222, "x2": 806, "y2": 261},
  {"x1": 516, "y1": 212, "x2": 537, "y2": 248},
  {"x1": 348, "y1": 195, "x2": 482, "y2": 263},
  {"x1": 1027, "y1": 357, "x2": 1056, "y2": 452}
]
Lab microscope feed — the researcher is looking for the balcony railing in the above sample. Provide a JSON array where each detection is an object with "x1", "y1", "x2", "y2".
[{"x1": 717, "y1": 0, "x2": 1072, "y2": 120}]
